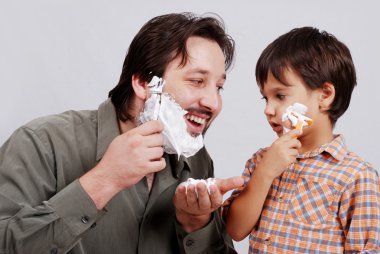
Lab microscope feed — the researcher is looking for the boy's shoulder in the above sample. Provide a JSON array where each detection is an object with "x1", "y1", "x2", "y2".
[
  {"x1": 246, "y1": 147, "x2": 267, "y2": 166},
  {"x1": 302, "y1": 135, "x2": 378, "y2": 186},
  {"x1": 339, "y1": 149, "x2": 376, "y2": 177}
]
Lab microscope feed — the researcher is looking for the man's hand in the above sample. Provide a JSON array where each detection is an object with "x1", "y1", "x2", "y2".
[
  {"x1": 174, "y1": 176, "x2": 244, "y2": 233},
  {"x1": 80, "y1": 120, "x2": 166, "y2": 209}
]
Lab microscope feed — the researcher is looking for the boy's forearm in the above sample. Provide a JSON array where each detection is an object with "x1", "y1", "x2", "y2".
[{"x1": 227, "y1": 166, "x2": 274, "y2": 241}]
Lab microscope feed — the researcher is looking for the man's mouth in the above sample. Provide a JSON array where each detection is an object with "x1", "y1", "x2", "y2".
[
  {"x1": 185, "y1": 113, "x2": 209, "y2": 136},
  {"x1": 186, "y1": 114, "x2": 206, "y2": 125}
]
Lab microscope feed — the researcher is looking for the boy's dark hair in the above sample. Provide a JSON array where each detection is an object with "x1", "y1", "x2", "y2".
[
  {"x1": 109, "y1": 12, "x2": 235, "y2": 122},
  {"x1": 256, "y1": 26, "x2": 356, "y2": 125}
]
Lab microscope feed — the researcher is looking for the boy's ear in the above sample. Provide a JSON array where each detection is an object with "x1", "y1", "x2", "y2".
[
  {"x1": 131, "y1": 74, "x2": 148, "y2": 100},
  {"x1": 319, "y1": 82, "x2": 335, "y2": 111}
]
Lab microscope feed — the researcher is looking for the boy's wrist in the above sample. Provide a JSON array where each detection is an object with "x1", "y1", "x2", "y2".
[{"x1": 254, "y1": 164, "x2": 277, "y2": 183}]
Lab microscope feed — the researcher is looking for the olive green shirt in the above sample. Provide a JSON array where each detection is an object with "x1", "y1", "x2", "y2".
[{"x1": 0, "y1": 99, "x2": 235, "y2": 254}]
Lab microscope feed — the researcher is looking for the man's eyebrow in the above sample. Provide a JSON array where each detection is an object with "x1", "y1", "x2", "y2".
[{"x1": 184, "y1": 68, "x2": 226, "y2": 80}]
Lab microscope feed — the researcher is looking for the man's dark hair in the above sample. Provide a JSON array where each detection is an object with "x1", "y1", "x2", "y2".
[
  {"x1": 256, "y1": 26, "x2": 356, "y2": 125},
  {"x1": 109, "y1": 12, "x2": 235, "y2": 121}
]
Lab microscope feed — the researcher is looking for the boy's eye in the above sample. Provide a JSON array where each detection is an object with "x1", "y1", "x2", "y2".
[
  {"x1": 277, "y1": 94, "x2": 285, "y2": 100},
  {"x1": 261, "y1": 96, "x2": 268, "y2": 103},
  {"x1": 217, "y1": 86, "x2": 224, "y2": 93}
]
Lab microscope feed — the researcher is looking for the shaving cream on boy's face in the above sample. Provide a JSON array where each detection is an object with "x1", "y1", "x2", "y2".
[
  {"x1": 282, "y1": 102, "x2": 313, "y2": 134},
  {"x1": 137, "y1": 76, "x2": 204, "y2": 158}
]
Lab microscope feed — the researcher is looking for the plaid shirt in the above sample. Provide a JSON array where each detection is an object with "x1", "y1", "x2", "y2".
[{"x1": 224, "y1": 135, "x2": 380, "y2": 253}]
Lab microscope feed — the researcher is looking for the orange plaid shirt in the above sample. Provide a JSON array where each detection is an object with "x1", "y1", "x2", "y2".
[{"x1": 224, "y1": 135, "x2": 380, "y2": 253}]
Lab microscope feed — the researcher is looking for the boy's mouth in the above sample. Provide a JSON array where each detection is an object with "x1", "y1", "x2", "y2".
[{"x1": 269, "y1": 121, "x2": 283, "y2": 133}]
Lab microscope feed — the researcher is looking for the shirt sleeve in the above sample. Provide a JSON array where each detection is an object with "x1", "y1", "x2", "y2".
[
  {"x1": 338, "y1": 164, "x2": 380, "y2": 253},
  {"x1": 222, "y1": 149, "x2": 265, "y2": 219},
  {"x1": 0, "y1": 127, "x2": 105, "y2": 254},
  {"x1": 175, "y1": 211, "x2": 237, "y2": 254}
]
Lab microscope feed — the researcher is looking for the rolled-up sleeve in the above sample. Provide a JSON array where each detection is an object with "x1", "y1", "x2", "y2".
[
  {"x1": 0, "y1": 127, "x2": 104, "y2": 254},
  {"x1": 339, "y1": 165, "x2": 380, "y2": 253}
]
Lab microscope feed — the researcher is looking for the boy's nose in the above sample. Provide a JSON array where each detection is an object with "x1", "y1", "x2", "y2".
[{"x1": 264, "y1": 103, "x2": 275, "y2": 116}]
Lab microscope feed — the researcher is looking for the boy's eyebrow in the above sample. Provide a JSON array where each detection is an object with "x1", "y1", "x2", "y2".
[{"x1": 261, "y1": 86, "x2": 290, "y2": 95}]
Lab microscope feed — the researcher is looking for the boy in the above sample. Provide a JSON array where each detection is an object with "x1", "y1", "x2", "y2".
[{"x1": 224, "y1": 27, "x2": 380, "y2": 253}]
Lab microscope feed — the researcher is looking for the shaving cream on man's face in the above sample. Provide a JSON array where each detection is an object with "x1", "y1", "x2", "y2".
[{"x1": 137, "y1": 76, "x2": 204, "y2": 158}]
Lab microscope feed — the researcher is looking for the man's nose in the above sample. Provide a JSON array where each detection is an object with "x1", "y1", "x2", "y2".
[{"x1": 199, "y1": 85, "x2": 220, "y2": 112}]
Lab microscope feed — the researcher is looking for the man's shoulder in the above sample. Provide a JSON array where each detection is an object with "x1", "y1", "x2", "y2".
[
  {"x1": 18, "y1": 109, "x2": 98, "y2": 146},
  {"x1": 24, "y1": 109, "x2": 97, "y2": 133}
]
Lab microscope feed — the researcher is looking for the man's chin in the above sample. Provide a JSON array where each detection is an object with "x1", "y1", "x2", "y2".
[{"x1": 188, "y1": 131, "x2": 201, "y2": 138}]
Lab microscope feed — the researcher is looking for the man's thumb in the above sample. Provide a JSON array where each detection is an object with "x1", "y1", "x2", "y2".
[{"x1": 216, "y1": 176, "x2": 244, "y2": 194}]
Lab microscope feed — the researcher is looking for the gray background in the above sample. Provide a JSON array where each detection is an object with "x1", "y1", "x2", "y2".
[{"x1": 1, "y1": 1, "x2": 379, "y2": 253}]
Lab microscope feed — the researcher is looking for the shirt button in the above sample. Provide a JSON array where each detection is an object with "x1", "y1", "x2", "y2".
[
  {"x1": 50, "y1": 248, "x2": 58, "y2": 254},
  {"x1": 278, "y1": 196, "x2": 284, "y2": 203},
  {"x1": 81, "y1": 215, "x2": 89, "y2": 224},
  {"x1": 186, "y1": 239, "x2": 194, "y2": 247},
  {"x1": 263, "y1": 239, "x2": 271, "y2": 246}
]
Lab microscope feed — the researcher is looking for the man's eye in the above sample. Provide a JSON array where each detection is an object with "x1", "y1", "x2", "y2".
[
  {"x1": 261, "y1": 96, "x2": 268, "y2": 103},
  {"x1": 217, "y1": 86, "x2": 224, "y2": 93},
  {"x1": 189, "y1": 79, "x2": 203, "y2": 85},
  {"x1": 277, "y1": 94, "x2": 285, "y2": 100}
]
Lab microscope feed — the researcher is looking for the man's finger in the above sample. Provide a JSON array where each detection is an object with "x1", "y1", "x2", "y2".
[
  {"x1": 215, "y1": 176, "x2": 244, "y2": 195},
  {"x1": 131, "y1": 120, "x2": 164, "y2": 136},
  {"x1": 196, "y1": 183, "x2": 211, "y2": 210},
  {"x1": 174, "y1": 184, "x2": 188, "y2": 207},
  {"x1": 146, "y1": 158, "x2": 166, "y2": 173},
  {"x1": 186, "y1": 184, "x2": 198, "y2": 207},
  {"x1": 144, "y1": 133, "x2": 164, "y2": 148}
]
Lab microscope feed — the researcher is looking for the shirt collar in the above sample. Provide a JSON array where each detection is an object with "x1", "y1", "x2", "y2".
[
  {"x1": 96, "y1": 99, "x2": 120, "y2": 161},
  {"x1": 168, "y1": 146, "x2": 209, "y2": 179},
  {"x1": 297, "y1": 134, "x2": 347, "y2": 161}
]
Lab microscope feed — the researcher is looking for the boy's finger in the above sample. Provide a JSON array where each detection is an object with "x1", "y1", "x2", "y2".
[{"x1": 285, "y1": 129, "x2": 302, "y2": 139}]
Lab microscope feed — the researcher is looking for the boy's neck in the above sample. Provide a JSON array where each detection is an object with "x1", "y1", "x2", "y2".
[{"x1": 298, "y1": 119, "x2": 334, "y2": 154}]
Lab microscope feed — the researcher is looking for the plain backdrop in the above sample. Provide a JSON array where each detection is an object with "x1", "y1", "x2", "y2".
[{"x1": 1, "y1": 1, "x2": 379, "y2": 253}]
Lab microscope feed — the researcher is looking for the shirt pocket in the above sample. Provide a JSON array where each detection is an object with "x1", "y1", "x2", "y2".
[{"x1": 286, "y1": 176, "x2": 337, "y2": 225}]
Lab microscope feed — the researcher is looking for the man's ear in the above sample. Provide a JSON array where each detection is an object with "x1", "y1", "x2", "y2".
[
  {"x1": 131, "y1": 74, "x2": 148, "y2": 100},
  {"x1": 319, "y1": 82, "x2": 335, "y2": 111}
]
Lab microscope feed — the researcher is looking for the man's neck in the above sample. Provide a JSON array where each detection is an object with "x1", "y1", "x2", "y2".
[{"x1": 118, "y1": 119, "x2": 137, "y2": 134}]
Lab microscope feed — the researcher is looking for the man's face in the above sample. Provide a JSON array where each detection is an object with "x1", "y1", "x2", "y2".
[
  {"x1": 162, "y1": 36, "x2": 226, "y2": 136},
  {"x1": 261, "y1": 69, "x2": 320, "y2": 137}
]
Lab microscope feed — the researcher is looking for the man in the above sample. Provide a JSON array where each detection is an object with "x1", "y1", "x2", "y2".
[{"x1": 0, "y1": 12, "x2": 242, "y2": 254}]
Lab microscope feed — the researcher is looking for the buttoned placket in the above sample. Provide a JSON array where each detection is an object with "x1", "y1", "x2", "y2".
[{"x1": 263, "y1": 161, "x2": 302, "y2": 250}]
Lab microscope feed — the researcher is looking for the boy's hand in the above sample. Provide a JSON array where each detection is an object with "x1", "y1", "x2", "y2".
[{"x1": 257, "y1": 129, "x2": 301, "y2": 180}]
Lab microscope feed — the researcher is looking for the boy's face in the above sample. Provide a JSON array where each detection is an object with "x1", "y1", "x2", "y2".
[
  {"x1": 162, "y1": 36, "x2": 226, "y2": 136},
  {"x1": 260, "y1": 69, "x2": 321, "y2": 137}
]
